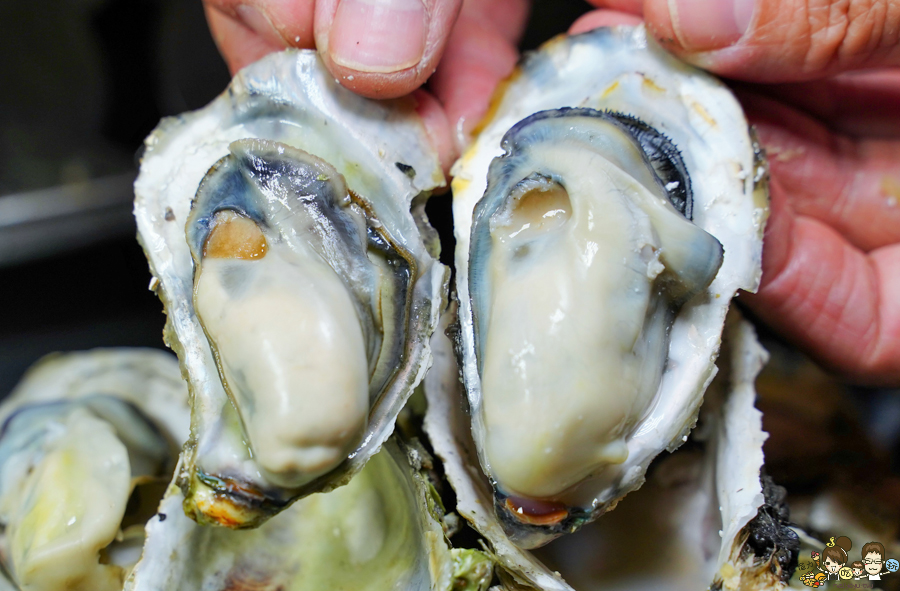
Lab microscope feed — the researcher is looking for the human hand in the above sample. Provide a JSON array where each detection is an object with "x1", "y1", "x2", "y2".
[
  {"x1": 580, "y1": 0, "x2": 900, "y2": 385},
  {"x1": 202, "y1": 0, "x2": 528, "y2": 170}
]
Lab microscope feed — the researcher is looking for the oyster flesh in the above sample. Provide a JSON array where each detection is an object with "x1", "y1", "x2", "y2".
[
  {"x1": 0, "y1": 349, "x2": 189, "y2": 591},
  {"x1": 450, "y1": 25, "x2": 767, "y2": 547},
  {"x1": 134, "y1": 49, "x2": 448, "y2": 527}
]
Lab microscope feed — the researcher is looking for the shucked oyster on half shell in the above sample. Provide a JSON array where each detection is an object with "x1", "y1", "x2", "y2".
[
  {"x1": 450, "y1": 25, "x2": 768, "y2": 548},
  {"x1": 0, "y1": 349, "x2": 189, "y2": 591},
  {"x1": 128, "y1": 436, "x2": 494, "y2": 591},
  {"x1": 134, "y1": 49, "x2": 448, "y2": 527}
]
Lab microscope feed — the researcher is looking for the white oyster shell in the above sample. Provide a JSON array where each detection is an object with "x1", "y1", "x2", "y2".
[
  {"x1": 134, "y1": 49, "x2": 448, "y2": 527},
  {"x1": 450, "y1": 25, "x2": 768, "y2": 546}
]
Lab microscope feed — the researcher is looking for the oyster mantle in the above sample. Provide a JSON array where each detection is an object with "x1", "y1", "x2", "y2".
[{"x1": 134, "y1": 49, "x2": 447, "y2": 528}]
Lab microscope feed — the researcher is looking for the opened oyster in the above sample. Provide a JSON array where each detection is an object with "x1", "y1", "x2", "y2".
[
  {"x1": 134, "y1": 49, "x2": 447, "y2": 527},
  {"x1": 450, "y1": 25, "x2": 767, "y2": 548},
  {"x1": 0, "y1": 349, "x2": 492, "y2": 591},
  {"x1": 0, "y1": 349, "x2": 189, "y2": 591}
]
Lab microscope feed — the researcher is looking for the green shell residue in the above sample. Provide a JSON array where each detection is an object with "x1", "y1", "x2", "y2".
[{"x1": 451, "y1": 549, "x2": 495, "y2": 591}]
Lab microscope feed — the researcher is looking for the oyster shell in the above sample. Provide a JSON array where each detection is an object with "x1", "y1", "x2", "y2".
[
  {"x1": 134, "y1": 49, "x2": 448, "y2": 527},
  {"x1": 0, "y1": 349, "x2": 189, "y2": 591},
  {"x1": 450, "y1": 25, "x2": 768, "y2": 547}
]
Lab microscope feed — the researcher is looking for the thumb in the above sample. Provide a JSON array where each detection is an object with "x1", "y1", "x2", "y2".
[
  {"x1": 643, "y1": 0, "x2": 900, "y2": 82},
  {"x1": 315, "y1": 0, "x2": 463, "y2": 99}
]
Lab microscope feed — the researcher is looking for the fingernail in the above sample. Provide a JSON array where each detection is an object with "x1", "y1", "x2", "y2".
[
  {"x1": 235, "y1": 4, "x2": 286, "y2": 47},
  {"x1": 669, "y1": 0, "x2": 754, "y2": 50},
  {"x1": 329, "y1": 0, "x2": 427, "y2": 73}
]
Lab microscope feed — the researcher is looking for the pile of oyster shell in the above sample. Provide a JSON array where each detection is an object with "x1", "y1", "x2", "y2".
[{"x1": 0, "y1": 25, "x2": 808, "y2": 591}]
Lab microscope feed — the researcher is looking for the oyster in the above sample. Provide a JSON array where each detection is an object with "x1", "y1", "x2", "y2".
[
  {"x1": 0, "y1": 349, "x2": 189, "y2": 591},
  {"x1": 134, "y1": 49, "x2": 447, "y2": 526},
  {"x1": 450, "y1": 25, "x2": 767, "y2": 547}
]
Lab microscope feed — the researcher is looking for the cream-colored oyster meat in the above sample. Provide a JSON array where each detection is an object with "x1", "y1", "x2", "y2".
[{"x1": 426, "y1": 306, "x2": 799, "y2": 591}]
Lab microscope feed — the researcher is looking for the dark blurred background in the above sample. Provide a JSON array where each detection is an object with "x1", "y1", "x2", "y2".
[{"x1": 0, "y1": 0, "x2": 229, "y2": 398}]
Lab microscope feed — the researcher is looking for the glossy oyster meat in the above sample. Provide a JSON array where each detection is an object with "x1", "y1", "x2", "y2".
[
  {"x1": 451, "y1": 25, "x2": 767, "y2": 548},
  {"x1": 134, "y1": 49, "x2": 447, "y2": 527},
  {"x1": 0, "y1": 349, "x2": 189, "y2": 591},
  {"x1": 427, "y1": 308, "x2": 799, "y2": 590}
]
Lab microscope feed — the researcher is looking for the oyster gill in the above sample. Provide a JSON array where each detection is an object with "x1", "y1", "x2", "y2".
[
  {"x1": 451, "y1": 26, "x2": 767, "y2": 547},
  {"x1": 0, "y1": 349, "x2": 189, "y2": 591},
  {"x1": 134, "y1": 49, "x2": 447, "y2": 527}
]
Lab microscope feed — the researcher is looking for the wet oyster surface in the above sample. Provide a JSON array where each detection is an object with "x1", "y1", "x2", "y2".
[
  {"x1": 134, "y1": 49, "x2": 447, "y2": 527},
  {"x1": 128, "y1": 437, "x2": 493, "y2": 591},
  {"x1": 187, "y1": 139, "x2": 420, "y2": 490},
  {"x1": 451, "y1": 25, "x2": 768, "y2": 547},
  {"x1": 426, "y1": 306, "x2": 798, "y2": 591},
  {"x1": 0, "y1": 349, "x2": 189, "y2": 591}
]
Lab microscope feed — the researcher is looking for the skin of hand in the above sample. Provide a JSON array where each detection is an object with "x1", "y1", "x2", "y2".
[
  {"x1": 580, "y1": 0, "x2": 900, "y2": 386},
  {"x1": 202, "y1": 0, "x2": 528, "y2": 171}
]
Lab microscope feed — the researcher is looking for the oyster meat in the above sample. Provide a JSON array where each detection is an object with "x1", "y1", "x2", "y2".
[
  {"x1": 450, "y1": 25, "x2": 767, "y2": 547},
  {"x1": 427, "y1": 307, "x2": 799, "y2": 590},
  {"x1": 128, "y1": 437, "x2": 494, "y2": 591},
  {"x1": 0, "y1": 349, "x2": 189, "y2": 591},
  {"x1": 134, "y1": 49, "x2": 448, "y2": 526}
]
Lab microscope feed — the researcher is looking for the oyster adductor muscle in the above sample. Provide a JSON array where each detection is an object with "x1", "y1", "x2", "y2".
[
  {"x1": 134, "y1": 49, "x2": 447, "y2": 528},
  {"x1": 450, "y1": 25, "x2": 768, "y2": 548}
]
